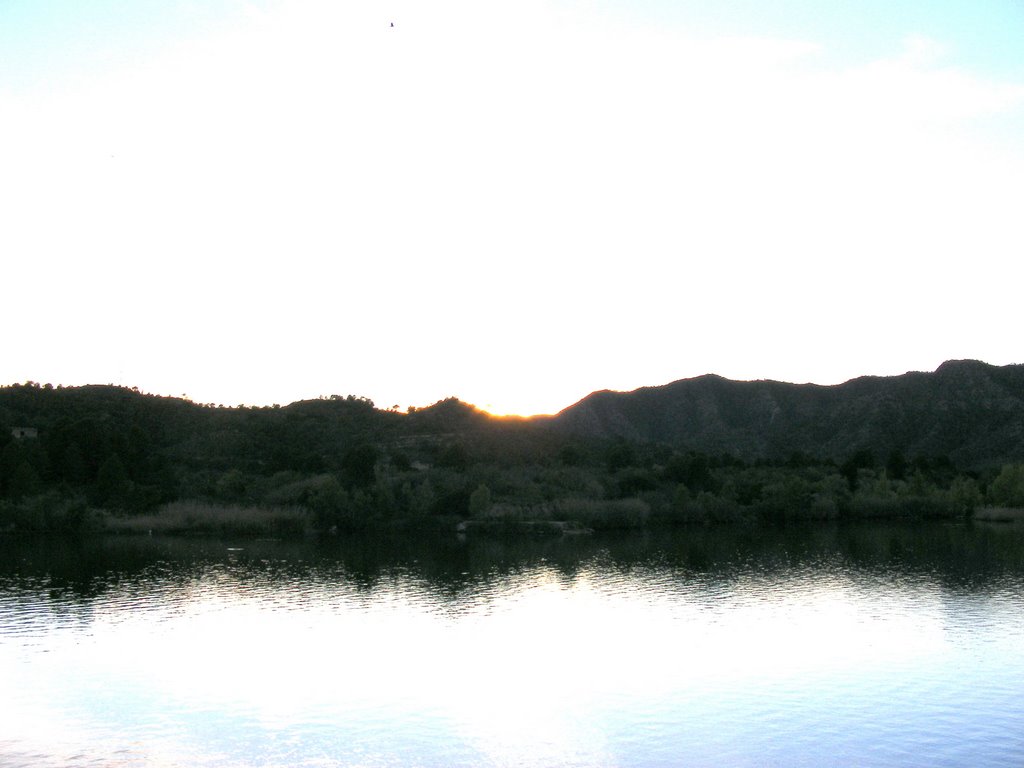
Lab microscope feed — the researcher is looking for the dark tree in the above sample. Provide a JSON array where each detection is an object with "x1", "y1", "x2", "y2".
[
  {"x1": 886, "y1": 450, "x2": 908, "y2": 481},
  {"x1": 94, "y1": 454, "x2": 130, "y2": 509},
  {"x1": 342, "y1": 443, "x2": 379, "y2": 487}
]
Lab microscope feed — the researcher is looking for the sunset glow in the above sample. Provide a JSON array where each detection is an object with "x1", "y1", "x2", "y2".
[{"x1": 2, "y1": 0, "x2": 1022, "y2": 415}]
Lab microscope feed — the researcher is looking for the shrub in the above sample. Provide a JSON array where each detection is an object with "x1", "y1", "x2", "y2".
[
  {"x1": 105, "y1": 501, "x2": 312, "y2": 536},
  {"x1": 556, "y1": 497, "x2": 650, "y2": 529},
  {"x1": 468, "y1": 483, "x2": 492, "y2": 516},
  {"x1": 990, "y1": 464, "x2": 1024, "y2": 508},
  {"x1": 0, "y1": 492, "x2": 94, "y2": 533}
]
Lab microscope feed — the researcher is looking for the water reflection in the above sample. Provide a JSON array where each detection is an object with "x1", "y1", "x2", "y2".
[
  {"x1": 3, "y1": 521, "x2": 1023, "y2": 604},
  {"x1": 1, "y1": 522, "x2": 1023, "y2": 767}
]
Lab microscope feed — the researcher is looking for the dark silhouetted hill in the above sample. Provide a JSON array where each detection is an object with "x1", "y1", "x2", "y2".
[{"x1": 548, "y1": 360, "x2": 1024, "y2": 468}]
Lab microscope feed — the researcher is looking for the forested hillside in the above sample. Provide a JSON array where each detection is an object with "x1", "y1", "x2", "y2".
[
  {"x1": 551, "y1": 360, "x2": 1024, "y2": 468},
  {"x1": 2, "y1": 361, "x2": 1023, "y2": 534}
]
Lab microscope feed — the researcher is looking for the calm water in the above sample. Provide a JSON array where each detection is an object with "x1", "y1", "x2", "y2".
[{"x1": 2, "y1": 522, "x2": 1023, "y2": 767}]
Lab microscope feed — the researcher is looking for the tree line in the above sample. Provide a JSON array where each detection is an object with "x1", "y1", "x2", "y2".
[{"x1": 2, "y1": 382, "x2": 1023, "y2": 534}]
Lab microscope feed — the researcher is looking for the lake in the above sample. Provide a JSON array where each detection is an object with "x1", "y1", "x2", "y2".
[{"x1": 2, "y1": 522, "x2": 1023, "y2": 767}]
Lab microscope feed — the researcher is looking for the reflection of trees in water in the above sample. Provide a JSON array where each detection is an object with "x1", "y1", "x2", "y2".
[
  {"x1": 2, "y1": 523, "x2": 1023, "y2": 609},
  {"x1": 827, "y1": 522, "x2": 1024, "y2": 589}
]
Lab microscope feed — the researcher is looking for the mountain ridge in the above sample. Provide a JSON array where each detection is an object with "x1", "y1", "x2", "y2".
[
  {"x1": 3, "y1": 360, "x2": 1024, "y2": 531},
  {"x1": 547, "y1": 359, "x2": 1024, "y2": 468},
  {"x1": 3, "y1": 360, "x2": 1023, "y2": 471}
]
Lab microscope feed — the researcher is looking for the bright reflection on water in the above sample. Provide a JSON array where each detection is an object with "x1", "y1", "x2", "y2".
[{"x1": 2, "y1": 523, "x2": 1024, "y2": 767}]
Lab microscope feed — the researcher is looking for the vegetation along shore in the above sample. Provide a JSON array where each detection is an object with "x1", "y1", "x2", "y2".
[{"x1": 3, "y1": 360, "x2": 1024, "y2": 536}]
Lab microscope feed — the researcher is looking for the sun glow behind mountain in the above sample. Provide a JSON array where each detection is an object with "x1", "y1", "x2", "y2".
[{"x1": 2, "y1": 0, "x2": 1023, "y2": 416}]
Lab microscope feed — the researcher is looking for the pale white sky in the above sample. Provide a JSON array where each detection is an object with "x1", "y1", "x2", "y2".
[{"x1": 2, "y1": 0, "x2": 1023, "y2": 414}]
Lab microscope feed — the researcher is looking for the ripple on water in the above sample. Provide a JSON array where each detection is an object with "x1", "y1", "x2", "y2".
[{"x1": 1, "y1": 529, "x2": 1024, "y2": 768}]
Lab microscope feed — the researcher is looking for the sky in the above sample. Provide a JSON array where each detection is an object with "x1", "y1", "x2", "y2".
[{"x1": 2, "y1": 0, "x2": 1023, "y2": 415}]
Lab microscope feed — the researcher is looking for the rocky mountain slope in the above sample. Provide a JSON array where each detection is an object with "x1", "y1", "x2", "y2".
[{"x1": 549, "y1": 360, "x2": 1024, "y2": 468}]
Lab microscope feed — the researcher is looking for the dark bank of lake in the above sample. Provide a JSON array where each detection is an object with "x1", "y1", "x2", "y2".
[{"x1": 2, "y1": 521, "x2": 1023, "y2": 767}]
